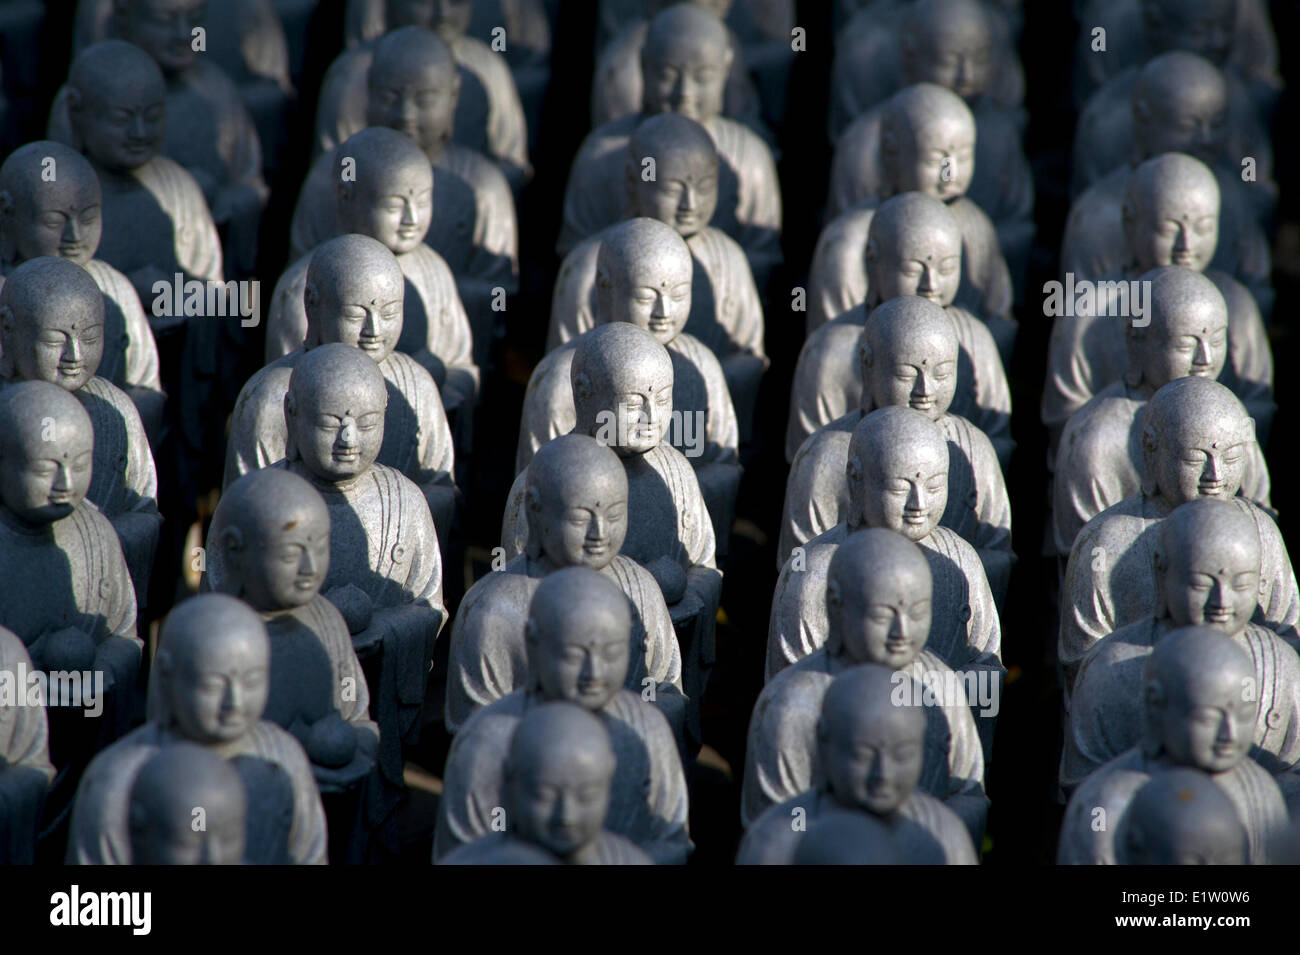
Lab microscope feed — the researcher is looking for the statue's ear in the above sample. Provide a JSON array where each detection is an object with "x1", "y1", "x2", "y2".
[
  {"x1": 1132, "y1": 90, "x2": 1151, "y2": 127},
  {"x1": 859, "y1": 338, "x2": 873, "y2": 371},
  {"x1": 880, "y1": 122, "x2": 898, "y2": 158},
  {"x1": 0, "y1": 188, "x2": 12, "y2": 223},
  {"x1": 1142, "y1": 423, "x2": 1159, "y2": 456},
  {"x1": 864, "y1": 235, "x2": 878, "y2": 265},
  {"x1": 524, "y1": 485, "x2": 541, "y2": 514},
  {"x1": 65, "y1": 85, "x2": 83, "y2": 116},
  {"x1": 572, "y1": 370, "x2": 592, "y2": 401},
  {"x1": 0, "y1": 304, "x2": 12, "y2": 337},
  {"x1": 337, "y1": 177, "x2": 355, "y2": 206},
  {"x1": 1143, "y1": 677, "x2": 1166, "y2": 713},
  {"x1": 825, "y1": 578, "x2": 842, "y2": 614},
  {"x1": 845, "y1": 452, "x2": 863, "y2": 488}
]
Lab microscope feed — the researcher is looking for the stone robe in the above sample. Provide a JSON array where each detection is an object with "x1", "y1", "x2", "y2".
[
  {"x1": 261, "y1": 246, "x2": 479, "y2": 418},
  {"x1": 1058, "y1": 747, "x2": 1285, "y2": 864},
  {"x1": 785, "y1": 304, "x2": 1013, "y2": 466},
  {"x1": 439, "y1": 829, "x2": 652, "y2": 865},
  {"x1": 433, "y1": 688, "x2": 691, "y2": 864},
  {"x1": 443, "y1": 554, "x2": 682, "y2": 735},
  {"x1": 1060, "y1": 494, "x2": 1299, "y2": 685},
  {"x1": 1051, "y1": 380, "x2": 1273, "y2": 558},
  {"x1": 779, "y1": 408, "x2": 1013, "y2": 601},
  {"x1": 736, "y1": 787, "x2": 977, "y2": 865},
  {"x1": 0, "y1": 628, "x2": 54, "y2": 865},
  {"x1": 558, "y1": 113, "x2": 783, "y2": 286},
  {"x1": 1063, "y1": 618, "x2": 1300, "y2": 794},
  {"x1": 740, "y1": 647, "x2": 988, "y2": 838},
  {"x1": 66, "y1": 720, "x2": 327, "y2": 864}
]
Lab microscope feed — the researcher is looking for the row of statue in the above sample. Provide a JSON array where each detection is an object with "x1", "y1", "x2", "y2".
[{"x1": 0, "y1": 0, "x2": 1291, "y2": 866}]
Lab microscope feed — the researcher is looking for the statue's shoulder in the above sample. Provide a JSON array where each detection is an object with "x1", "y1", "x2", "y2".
[
  {"x1": 236, "y1": 356, "x2": 295, "y2": 407},
  {"x1": 134, "y1": 155, "x2": 207, "y2": 206},
  {"x1": 454, "y1": 35, "x2": 512, "y2": 83},
  {"x1": 380, "y1": 349, "x2": 440, "y2": 398},
  {"x1": 187, "y1": 57, "x2": 244, "y2": 103},
  {"x1": 709, "y1": 115, "x2": 775, "y2": 165},
  {"x1": 525, "y1": 342, "x2": 574, "y2": 395},
  {"x1": 593, "y1": 831, "x2": 654, "y2": 865},
  {"x1": 690, "y1": 225, "x2": 747, "y2": 268},
  {"x1": 793, "y1": 423, "x2": 853, "y2": 473},
  {"x1": 924, "y1": 524, "x2": 982, "y2": 569},
  {"x1": 368, "y1": 461, "x2": 433, "y2": 514},
  {"x1": 948, "y1": 195, "x2": 999, "y2": 236},
  {"x1": 800, "y1": 317, "x2": 862, "y2": 364},
  {"x1": 1064, "y1": 385, "x2": 1141, "y2": 446},
  {"x1": 608, "y1": 687, "x2": 673, "y2": 739},
  {"x1": 559, "y1": 233, "x2": 603, "y2": 276},
  {"x1": 768, "y1": 652, "x2": 833, "y2": 702},
  {"x1": 938, "y1": 412, "x2": 998, "y2": 461},
  {"x1": 459, "y1": 565, "x2": 535, "y2": 616},
  {"x1": 246, "y1": 719, "x2": 312, "y2": 770},
  {"x1": 80, "y1": 374, "x2": 138, "y2": 417},
  {"x1": 1072, "y1": 748, "x2": 1150, "y2": 809},
  {"x1": 1081, "y1": 618, "x2": 1156, "y2": 678},
  {"x1": 83, "y1": 258, "x2": 135, "y2": 299},
  {"x1": 1079, "y1": 492, "x2": 1148, "y2": 548},
  {"x1": 576, "y1": 114, "x2": 638, "y2": 160},
  {"x1": 669, "y1": 331, "x2": 723, "y2": 376}
]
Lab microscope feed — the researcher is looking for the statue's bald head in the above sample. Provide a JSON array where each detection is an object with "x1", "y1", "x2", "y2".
[
  {"x1": 571, "y1": 322, "x2": 674, "y2": 455},
  {"x1": 0, "y1": 255, "x2": 105, "y2": 392},
  {"x1": 67, "y1": 41, "x2": 166, "y2": 173},
  {"x1": 1119, "y1": 767, "x2": 1246, "y2": 865},
  {"x1": 1123, "y1": 153, "x2": 1220, "y2": 273},
  {"x1": 641, "y1": 4, "x2": 733, "y2": 122},
  {"x1": 866, "y1": 192, "x2": 963, "y2": 306},
  {"x1": 336, "y1": 127, "x2": 433, "y2": 254},
  {"x1": 1154, "y1": 497, "x2": 1259, "y2": 634},
  {"x1": 624, "y1": 113, "x2": 719, "y2": 237},
  {"x1": 285, "y1": 343, "x2": 389, "y2": 481},
  {"x1": 304, "y1": 233, "x2": 405, "y2": 358},
  {"x1": 1140, "y1": 0, "x2": 1236, "y2": 65},
  {"x1": 901, "y1": 0, "x2": 994, "y2": 99},
  {"x1": 881, "y1": 83, "x2": 976, "y2": 201},
  {"x1": 1141, "y1": 376, "x2": 1252, "y2": 506},
  {"x1": 847, "y1": 406, "x2": 949, "y2": 540},
  {"x1": 595, "y1": 217, "x2": 693, "y2": 343},
  {"x1": 1133, "y1": 52, "x2": 1228, "y2": 163},
  {"x1": 0, "y1": 142, "x2": 102, "y2": 267},
  {"x1": 0, "y1": 380, "x2": 95, "y2": 524},
  {"x1": 128, "y1": 742, "x2": 248, "y2": 865},
  {"x1": 1125, "y1": 266, "x2": 1227, "y2": 392},
  {"x1": 827, "y1": 528, "x2": 933, "y2": 667},
  {"x1": 366, "y1": 27, "x2": 460, "y2": 157},
  {"x1": 792, "y1": 809, "x2": 902, "y2": 865},
  {"x1": 860, "y1": 295, "x2": 959, "y2": 418},
  {"x1": 525, "y1": 567, "x2": 632, "y2": 710},
  {"x1": 525, "y1": 434, "x2": 629, "y2": 569}
]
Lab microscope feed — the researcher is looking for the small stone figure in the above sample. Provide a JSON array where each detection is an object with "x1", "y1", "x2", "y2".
[
  {"x1": 559, "y1": 4, "x2": 782, "y2": 287},
  {"x1": 1064, "y1": 499, "x2": 1300, "y2": 799},
  {"x1": 435, "y1": 568, "x2": 691, "y2": 864},
  {"x1": 515, "y1": 218, "x2": 740, "y2": 557},
  {"x1": 789, "y1": 810, "x2": 901, "y2": 865},
  {"x1": 126, "y1": 743, "x2": 248, "y2": 865},
  {"x1": 1060, "y1": 377, "x2": 1296, "y2": 686},
  {"x1": 780, "y1": 296, "x2": 1013, "y2": 604},
  {"x1": 737, "y1": 664, "x2": 979, "y2": 864},
  {"x1": 1051, "y1": 266, "x2": 1271, "y2": 560},
  {"x1": 0, "y1": 141, "x2": 164, "y2": 440},
  {"x1": 229, "y1": 232, "x2": 459, "y2": 543},
  {"x1": 291, "y1": 28, "x2": 518, "y2": 369},
  {"x1": 742, "y1": 529, "x2": 988, "y2": 839},
  {"x1": 440, "y1": 702, "x2": 654, "y2": 864},
  {"x1": 787, "y1": 192, "x2": 1012, "y2": 466},
  {"x1": 445, "y1": 434, "x2": 684, "y2": 740},
  {"x1": 209, "y1": 469, "x2": 380, "y2": 793},
  {"x1": 67, "y1": 594, "x2": 327, "y2": 864},
  {"x1": 1059, "y1": 626, "x2": 1286, "y2": 864},
  {"x1": 0, "y1": 257, "x2": 161, "y2": 609},
  {"x1": 547, "y1": 114, "x2": 767, "y2": 439},
  {"x1": 1115, "y1": 768, "x2": 1247, "y2": 865},
  {"x1": 0, "y1": 625, "x2": 55, "y2": 865}
]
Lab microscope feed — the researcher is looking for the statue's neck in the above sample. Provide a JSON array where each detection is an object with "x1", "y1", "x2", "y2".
[{"x1": 0, "y1": 504, "x2": 58, "y2": 538}]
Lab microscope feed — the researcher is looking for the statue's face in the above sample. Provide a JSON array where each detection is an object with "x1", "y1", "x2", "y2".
[
  {"x1": 1145, "y1": 0, "x2": 1235, "y2": 64},
  {"x1": 5, "y1": 300, "x2": 105, "y2": 392},
  {"x1": 1163, "y1": 535, "x2": 1259, "y2": 634},
  {"x1": 1157, "y1": 667, "x2": 1253, "y2": 773},
  {"x1": 232, "y1": 511, "x2": 331, "y2": 612},
  {"x1": 891, "y1": 115, "x2": 975, "y2": 201},
  {"x1": 869, "y1": 227, "x2": 962, "y2": 306},
  {"x1": 313, "y1": 271, "x2": 405, "y2": 363},
  {"x1": 122, "y1": 0, "x2": 207, "y2": 74},
  {"x1": 642, "y1": 32, "x2": 730, "y2": 123},
  {"x1": 1151, "y1": 411, "x2": 1249, "y2": 506},
  {"x1": 0, "y1": 419, "x2": 93, "y2": 523},
  {"x1": 1139, "y1": 305, "x2": 1227, "y2": 390},
  {"x1": 511, "y1": 746, "x2": 612, "y2": 858},
  {"x1": 3, "y1": 175, "x2": 102, "y2": 266},
  {"x1": 857, "y1": 442, "x2": 948, "y2": 541},
  {"x1": 75, "y1": 76, "x2": 166, "y2": 174},
  {"x1": 609, "y1": 249, "x2": 693, "y2": 345},
  {"x1": 342, "y1": 164, "x2": 432, "y2": 255},
  {"x1": 290, "y1": 377, "x2": 386, "y2": 481},
  {"x1": 631, "y1": 148, "x2": 718, "y2": 237},
  {"x1": 1138, "y1": 83, "x2": 1228, "y2": 164},
  {"x1": 535, "y1": 474, "x2": 628, "y2": 570},
  {"x1": 836, "y1": 568, "x2": 931, "y2": 668},
  {"x1": 825, "y1": 712, "x2": 925, "y2": 815},
  {"x1": 168, "y1": 631, "x2": 270, "y2": 744},
  {"x1": 1129, "y1": 188, "x2": 1219, "y2": 272},
  {"x1": 367, "y1": 62, "x2": 458, "y2": 158},
  {"x1": 593, "y1": 358, "x2": 674, "y2": 456},
  {"x1": 907, "y1": 21, "x2": 992, "y2": 100},
  {"x1": 534, "y1": 612, "x2": 630, "y2": 710},
  {"x1": 867, "y1": 329, "x2": 958, "y2": 419}
]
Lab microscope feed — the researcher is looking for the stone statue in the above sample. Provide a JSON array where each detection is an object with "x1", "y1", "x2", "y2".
[
  {"x1": 273, "y1": 130, "x2": 478, "y2": 435},
  {"x1": 1064, "y1": 499, "x2": 1300, "y2": 803},
  {"x1": 547, "y1": 113, "x2": 767, "y2": 439},
  {"x1": 1062, "y1": 54, "x2": 1272, "y2": 312},
  {"x1": 1060, "y1": 377, "x2": 1296, "y2": 686},
  {"x1": 0, "y1": 625, "x2": 55, "y2": 865},
  {"x1": 1115, "y1": 767, "x2": 1247, "y2": 865},
  {"x1": 209, "y1": 469, "x2": 380, "y2": 793},
  {"x1": 742, "y1": 529, "x2": 988, "y2": 839},
  {"x1": 786, "y1": 192, "x2": 1012, "y2": 466},
  {"x1": 0, "y1": 141, "x2": 164, "y2": 440},
  {"x1": 434, "y1": 567, "x2": 691, "y2": 863},
  {"x1": 516, "y1": 218, "x2": 741, "y2": 556},
  {"x1": 1051, "y1": 266, "x2": 1271, "y2": 560},
  {"x1": 736, "y1": 664, "x2": 979, "y2": 864},
  {"x1": 208, "y1": 344, "x2": 446, "y2": 795},
  {"x1": 67, "y1": 594, "x2": 328, "y2": 864},
  {"x1": 1044, "y1": 154, "x2": 1275, "y2": 462},
  {"x1": 780, "y1": 295, "x2": 1012, "y2": 603},
  {"x1": 320, "y1": 9, "x2": 532, "y2": 191},
  {"x1": 0, "y1": 256, "x2": 161, "y2": 609},
  {"x1": 767, "y1": 407, "x2": 1003, "y2": 754},
  {"x1": 440, "y1": 702, "x2": 654, "y2": 864},
  {"x1": 291, "y1": 28, "x2": 518, "y2": 370},
  {"x1": 789, "y1": 809, "x2": 902, "y2": 864},
  {"x1": 230, "y1": 233, "x2": 459, "y2": 544},
  {"x1": 1059, "y1": 626, "x2": 1285, "y2": 863},
  {"x1": 559, "y1": 4, "x2": 782, "y2": 287},
  {"x1": 445, "y1": 434, "x2": 685, "y2": 742},
  {"x1": 51, "y1": 0, "x2": 268, "y2": 277},
  {"x1": 126, "y1": 742, "x2": 248, "y2": 865},
  {"x1": 502, "y1": 323, "x2": 723, "y2": 718}
]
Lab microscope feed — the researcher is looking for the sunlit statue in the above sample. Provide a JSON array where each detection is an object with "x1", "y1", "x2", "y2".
[
  {"x1": 737, "y1": 664, "x2": 979, "y2": 864},
  {"x1": 435, "y1": 568, "x2": 692, "y2": 863},
  {"x1": 780, "y1": 296, "x2": 1012, "y2": 602},
  {"x1": 126, "y1": 742, "x2": 248, "y2": 865},
  {"x1": 0, "y1": 625, "x2": 55, "y2": 865},
  {"x1": 786, "y1": 192, "x2": 1012, "y2": 466},
  {"x1": 1059, "y1": 626, "x2": 1285, "y2": 863},
  {"x1": 1115, "y1": 767, "x2": 1248, "y2": 865},
  {"x1": 67, "y1": 594, "x2": 327, "y2": 864},
  {"x1": 1060, "y1": 377, "x2": 1296, "y2": 686}
]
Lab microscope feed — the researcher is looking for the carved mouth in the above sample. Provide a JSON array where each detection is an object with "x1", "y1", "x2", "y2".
[
  {"x1": 1199, "y1": 480, "x2": 1226, "y2": 495},
  {"x1": 1171, "y1": 251, "x2": 1196, "y2": 266}
]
